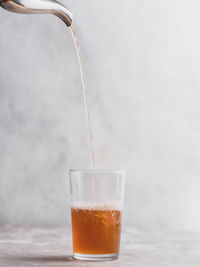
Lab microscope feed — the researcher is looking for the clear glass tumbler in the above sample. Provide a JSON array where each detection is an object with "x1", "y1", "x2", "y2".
[{"x1": 69, "y1": 170, "x2": 125, "y2": 261}]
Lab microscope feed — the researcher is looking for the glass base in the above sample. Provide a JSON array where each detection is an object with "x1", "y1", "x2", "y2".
[{"x1": 73, "y1": 253, "x2": 119, "y2": 261}]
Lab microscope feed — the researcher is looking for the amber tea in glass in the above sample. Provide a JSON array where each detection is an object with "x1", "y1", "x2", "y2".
[{"x1": 69, "y1": 170, "x2": 125, "y2": 261}]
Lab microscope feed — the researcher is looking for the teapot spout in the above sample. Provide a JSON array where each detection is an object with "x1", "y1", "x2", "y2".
[{"x1": 0, "y1": 0, "x2": 73, "y2": 26}]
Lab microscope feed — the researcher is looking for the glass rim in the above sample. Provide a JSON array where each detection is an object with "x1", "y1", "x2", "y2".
[{"x1": 69, "y1": 169, "x2": 125, "y2": 174}]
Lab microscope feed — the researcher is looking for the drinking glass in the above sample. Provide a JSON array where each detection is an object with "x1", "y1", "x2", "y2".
[{"x1": 69, "y1": 170, "x2": 125, "y2": 261}]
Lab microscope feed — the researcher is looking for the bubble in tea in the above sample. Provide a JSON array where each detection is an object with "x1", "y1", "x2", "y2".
[{"x1": 71, "y1": 205, "x2": 122, "y2": 255}]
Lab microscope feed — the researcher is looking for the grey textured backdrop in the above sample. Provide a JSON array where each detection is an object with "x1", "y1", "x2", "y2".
[{"x1": 0, "y1": 0, "x2": 200, "y2": 231}]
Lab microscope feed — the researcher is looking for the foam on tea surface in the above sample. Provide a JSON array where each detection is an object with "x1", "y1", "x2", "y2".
[{"x1": 71, "y1": 201, "x2": 123, "y2": 211}]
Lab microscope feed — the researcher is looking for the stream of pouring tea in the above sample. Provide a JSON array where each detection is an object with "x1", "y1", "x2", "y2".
[{"x1": 69, "y1": 26, "x2": 95, "y2": 169}]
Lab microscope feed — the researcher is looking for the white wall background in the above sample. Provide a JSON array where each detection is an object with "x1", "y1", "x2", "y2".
[{"x1": 0, "y1": 0, "x2": 200, "y2": 231}]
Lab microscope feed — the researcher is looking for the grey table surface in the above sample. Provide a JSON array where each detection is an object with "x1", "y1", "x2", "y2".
[{"x1": 0, "y1": 226, "x2": 200, "y2": 267}]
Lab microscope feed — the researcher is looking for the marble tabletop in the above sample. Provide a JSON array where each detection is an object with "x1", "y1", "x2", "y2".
[{"x1": 0, "y1": 226, "x2": 200, "y2": 267}]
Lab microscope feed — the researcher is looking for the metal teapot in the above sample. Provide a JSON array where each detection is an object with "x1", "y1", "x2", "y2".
[{"x1": 0, "y1": 0, "x2": 73, "y2": 26}]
